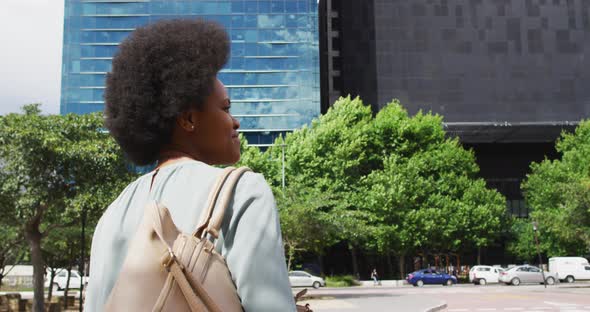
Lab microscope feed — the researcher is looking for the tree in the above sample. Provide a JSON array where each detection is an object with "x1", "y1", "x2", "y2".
[
  {"x1": 235, "y1": 134, "x2": 281, "y2": 187},
  {"x1": 0, "y1": 166, "x2": 26, "y2": 288},
  {"x1": 507, "y1": 219, "x2": 537, "y2": 262},
  {"x1": 274, "y1": 182, "x2": 338, "y2": 273},
  {"x1": 0, "y1": 226, "x2": 25, "y2": 288},
  {"x1": 360, "y1": 101, "x2": 506, "y2": 277},
  {"x1": 517, "y1": 120, "x2": 590, "y2": 258},
  {"x1": 0, "y1": 104, "x2": 134, "y2": 312},
  {"x1": 282, "y1": 96, "x2": 377, "y2": 276}
]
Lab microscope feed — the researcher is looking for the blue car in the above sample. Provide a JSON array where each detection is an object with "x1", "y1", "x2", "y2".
[{"x1": 406, "y1": 269, "x2": 457, "y2": 287}]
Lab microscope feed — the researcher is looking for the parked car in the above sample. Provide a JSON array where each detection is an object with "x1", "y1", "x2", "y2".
[
  {"x1": 406, "y1": 269, "x2": 457, "y2": 287},
  {"x1": 549, "y1": 257, "x2": 590, "y2": 283},
  {"x1": 288, "y1": 271, "x2": 325, "y2": 289},
  {"x1": 469, "y1": 265, "x2": 501, "y2": 285},
  {"x1": 44, "y1": 269, "x2": 88, "y2": 290},
  {"x1": 499, "y1": 265, "x2": 558, "y2": 286}
]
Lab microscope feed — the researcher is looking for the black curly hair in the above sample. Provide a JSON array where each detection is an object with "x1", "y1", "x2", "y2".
[{"x1": 104, "y1": 19, "x2": 230, "y2": 165}]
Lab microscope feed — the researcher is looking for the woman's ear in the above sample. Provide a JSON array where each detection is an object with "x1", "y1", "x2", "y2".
[{"x1": 177, "y1": 111, "x2": 198, "y2": 132}]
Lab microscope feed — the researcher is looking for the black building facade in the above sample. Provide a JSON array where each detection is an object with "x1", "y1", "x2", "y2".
[
  {"x1": 321, "y1": 0, "x2": 589, "y2": 217},
  {"x1": 316, "y1": 0, "x2": 589, "y2": 272}
]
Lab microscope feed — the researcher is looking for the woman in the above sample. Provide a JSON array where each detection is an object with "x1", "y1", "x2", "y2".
[{"x1": 85, "y1": 19, "x2": 295, "y2": 311}]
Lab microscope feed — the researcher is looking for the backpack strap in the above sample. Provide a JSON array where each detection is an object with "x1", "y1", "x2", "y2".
[
  {"x1": 193, "y1": 167, "x2": 236, "y2": 238},
  {"x1": 151, "y1": 204, "x2": 223, "y2": 312},
  {"x1": 203, "y1": 167, "x2": 251, "y2": 239}
]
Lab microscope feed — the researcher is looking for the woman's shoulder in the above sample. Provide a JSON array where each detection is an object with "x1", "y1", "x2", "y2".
[{"x1": 234, "y1": 169, "x2": 273, "y2": 198}]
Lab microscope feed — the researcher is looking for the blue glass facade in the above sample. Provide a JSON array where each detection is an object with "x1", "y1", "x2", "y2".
[{"x1": 61, "y1": 0, "x2": 320, "y2": 145}]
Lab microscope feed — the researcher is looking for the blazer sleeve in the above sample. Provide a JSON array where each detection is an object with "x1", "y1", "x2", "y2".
[{"x1": 218, "y1": 172, "x2": 296, "y2": 312}]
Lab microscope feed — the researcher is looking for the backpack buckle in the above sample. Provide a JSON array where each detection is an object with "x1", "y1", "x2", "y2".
[{"x1": 161, "y1": 250, "x2": 177, "y2": 271}]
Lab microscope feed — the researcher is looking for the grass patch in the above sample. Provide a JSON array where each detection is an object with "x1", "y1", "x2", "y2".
[{"x1": 325, "y1": 275, "x2": 361, "y2": 287}]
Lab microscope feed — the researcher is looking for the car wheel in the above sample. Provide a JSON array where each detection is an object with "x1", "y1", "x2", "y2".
[
  {"x1": 416, "y1": 280, "x2": 424, "y2": 287},
  {"x1": 446, "y1": 279, "x2": 453, "y2": 286},
  {"x1": 312, "y1": 281, "x2": 321, "y2": 289},
  {"x1": 511, "y1": 278, "x2": 520, "y2": 286},
  {"x1": 565, "y1": 275, "x2": 575, "y2": 283},
  {"x1": 545, "y1": 277, "x2": 555, "y2": 285},
  {"x1": 479, "y1": 279, "x2": 487, "y2": 286},
  {"x1": 53, "y1": 283, "x2": 61, "y2": 291}
]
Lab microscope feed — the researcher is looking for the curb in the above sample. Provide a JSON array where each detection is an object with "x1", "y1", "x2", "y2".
[{"x1": 424, "y1": 302, "x2": 448, "y2": 312}]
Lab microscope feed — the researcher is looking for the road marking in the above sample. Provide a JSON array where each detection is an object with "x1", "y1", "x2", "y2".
[
  {"x1": 528, "y1": 308, "x2": 552, "y2": 310},
  {"x1": 504, "y1": 308, "x2": 524, "y2": 311},
  {"x1": 477, "y1": 309, "x2": 497, "y2": 311},
  {"x1": 448, "y1": 309, "x2": 468, "y2": 312},
  {"x1": 544, "y1": 301, "x2": 578, "y2": 307}
]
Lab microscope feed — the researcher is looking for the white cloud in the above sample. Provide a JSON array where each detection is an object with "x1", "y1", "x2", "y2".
[{"x1": 0, "y1": 0, "x2": 65, "y2": 115}]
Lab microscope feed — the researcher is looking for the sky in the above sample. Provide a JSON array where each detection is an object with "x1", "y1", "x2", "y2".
[{"x1": 0, "y1": 0, "x2": 65, "y2": 115}]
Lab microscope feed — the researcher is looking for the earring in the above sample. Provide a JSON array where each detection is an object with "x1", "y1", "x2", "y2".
[{"x1": 190, "y1": 125, "x2": 195, "y2": 130}]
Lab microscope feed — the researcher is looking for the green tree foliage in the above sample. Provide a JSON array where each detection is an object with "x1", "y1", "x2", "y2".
[
  {"x1": 266, "y1": 97, "x2": 506, "y2": 277},
  {"x1": 507, "y1": 219, "x2": 537, "y2": 262},
  {"x1": 274, "y1": 182, "x2": 338, "y2": 272},
  {"x1": 516, "y1": 120, "x2": 590, "y2": 258},
  {"x1": 282, "y1": 96, "x2": 376, "y2": 275},
  {"x1": 360, "y1": 102, "x2": 506, "y2": 277},
  {"x1": 0, "y1": 167, "x2": 26, "y2": 288},
  {"x1": 0, "y1": 105, "x2": 134, "y2": 312}
]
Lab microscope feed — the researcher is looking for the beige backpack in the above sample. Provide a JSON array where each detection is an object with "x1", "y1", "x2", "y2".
[{"x1": 104, "y1": 166, "x2": 249, "y2": 311}]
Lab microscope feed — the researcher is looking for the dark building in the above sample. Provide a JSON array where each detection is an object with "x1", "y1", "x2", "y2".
[{"x1": 318, "y1": 0, "x2": 589, "y2": 270}]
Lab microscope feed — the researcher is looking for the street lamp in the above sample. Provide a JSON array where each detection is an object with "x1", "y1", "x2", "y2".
[{"x1": 532, "y1": 221, "x2": 547, "y2": 288}]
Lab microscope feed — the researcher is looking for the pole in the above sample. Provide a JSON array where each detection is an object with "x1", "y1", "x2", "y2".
[
  {"x1": 533, "y1": 222, "x2": 546, "y2": 288},
  {"x1": 79, "y1": 208, "x2": 87, "y2": 311},
  {"x1": 281, "y1": 143, "x2": 285, "y2": 189}
]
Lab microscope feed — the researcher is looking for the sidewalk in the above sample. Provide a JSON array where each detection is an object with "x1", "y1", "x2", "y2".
[{"x1": 358, "y1": 279, "x2": 409, "y2": 287}]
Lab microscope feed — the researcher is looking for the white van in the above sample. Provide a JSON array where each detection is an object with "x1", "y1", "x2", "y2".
[{"x1": 548, "y1": 257, "x2": 590, "y2": 283}]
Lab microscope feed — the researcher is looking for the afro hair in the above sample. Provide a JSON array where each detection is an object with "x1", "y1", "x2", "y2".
[{"x1": 104, "y1": 19, "x2": 230, "y2": 166}]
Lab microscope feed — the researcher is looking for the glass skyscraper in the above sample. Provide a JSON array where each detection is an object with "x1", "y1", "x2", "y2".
[{"x1": 61, "y1": 0, "x2": 320, "y2": 145}]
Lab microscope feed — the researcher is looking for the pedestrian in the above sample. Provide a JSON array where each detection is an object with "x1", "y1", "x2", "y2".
[
  {"x1": 84, "y1": 19, "x2": 296, "y2": 311},
  {"x1": 371, "y1": 268, "x2": 380, "y2": 286}
]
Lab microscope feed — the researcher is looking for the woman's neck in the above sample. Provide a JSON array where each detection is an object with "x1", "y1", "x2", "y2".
[{"x1": 157, "y1": 148, "x2": 198, "y2": 169}]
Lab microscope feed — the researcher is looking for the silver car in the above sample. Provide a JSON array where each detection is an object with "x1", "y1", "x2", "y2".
[
  {"x1": 499, "y1": 265, "x2": 558, "y2": 286},
  {"x1": 288, "y1": 271, "x2": 326, "y2": 289}
]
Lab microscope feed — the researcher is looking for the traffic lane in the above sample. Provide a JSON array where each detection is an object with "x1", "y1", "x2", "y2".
[
  {"x1": 297, "y1": 295, "x2": 446, "y2": 312},
  {"x1": 426, "y1": 285, "x2": 590, "y2": 312},
  {"x1": 298, "y1": 282, "x2": 590, "y2": 312}
]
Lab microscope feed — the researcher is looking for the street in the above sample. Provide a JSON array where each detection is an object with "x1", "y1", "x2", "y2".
[{"x1": 298, "y1": 282, "x2": 590, "y2": 312}]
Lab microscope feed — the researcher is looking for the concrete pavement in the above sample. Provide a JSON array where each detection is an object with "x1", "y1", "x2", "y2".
[{"x1": 295, "y1": 282, "x2": 590, "y2": 312}]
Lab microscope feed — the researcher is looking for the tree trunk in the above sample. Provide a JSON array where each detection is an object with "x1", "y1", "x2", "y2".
[
  {"x1": 317, "y1": 254, "x2": 324, "y2": 276},
  {"x1": 25, "y1": 224, "x2": 45, "y2": 312},
  {"x1": 477, "y1": 247, "x2": 482, "y2": 265},
  {"x1": 64, "y1": 267, "x2": 72, "y2": 308},
  {"x1": 286, "y1": 243, "x2": 294, "y2": 272},
  {"x1": 398, "y1": 255, "x2": 406, "y2": 279},
  {"x1": 0, "y1": 256, "x2": 5, "y2": 288},
  {"x1": 385, "y1": 252, "x2": 393, "y2": 279},
  {"x1": 47, "y1": 269, "x2": 56, "y2": 302},
  {"x1": 349, "y1": 245, "x2": 359, "y2": 279}
]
